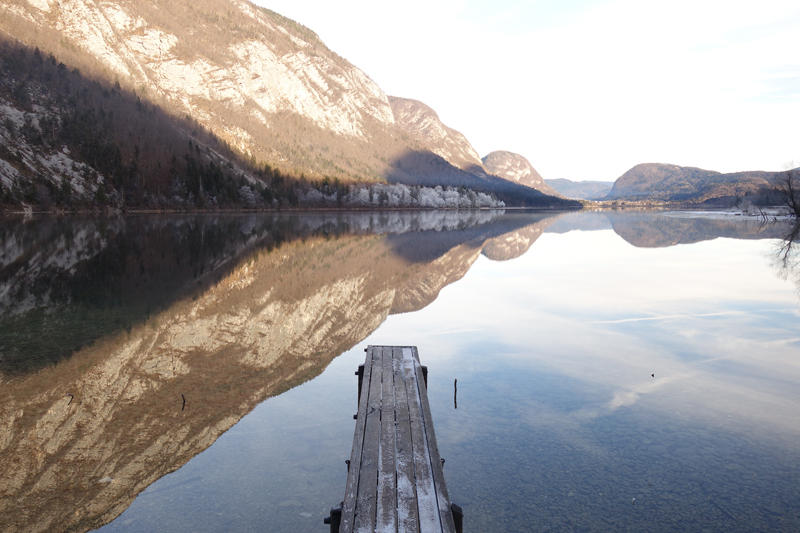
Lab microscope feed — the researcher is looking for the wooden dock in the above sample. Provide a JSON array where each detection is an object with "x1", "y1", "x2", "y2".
[{"x1": 325, "y1": 346, "x2": 462, "y2": 533}]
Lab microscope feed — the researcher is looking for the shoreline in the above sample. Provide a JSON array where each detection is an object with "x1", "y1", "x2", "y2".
[{"x1": 0, "y1": 205, "x2": 583, "y2": 216}]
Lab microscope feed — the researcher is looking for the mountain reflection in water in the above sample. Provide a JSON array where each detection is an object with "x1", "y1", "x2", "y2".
[
  {"x1": 0, "y1": 210, "x2": 794, "y2": 533},
  {"x1": 0, "y1": 210, "x2": 554, "y2": 533},
  {"x1": 0, "y1": 211, "x2": 508, "y2": 374}
]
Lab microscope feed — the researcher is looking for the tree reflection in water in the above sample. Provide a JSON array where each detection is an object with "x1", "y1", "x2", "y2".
[{"x1": 772, "y1": 223, "x2": 800, "y2": 293}]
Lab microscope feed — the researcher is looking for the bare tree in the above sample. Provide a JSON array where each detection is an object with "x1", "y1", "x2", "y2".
[{"x1": 777, "y1": 164, "x2": 800, "y2": 218}]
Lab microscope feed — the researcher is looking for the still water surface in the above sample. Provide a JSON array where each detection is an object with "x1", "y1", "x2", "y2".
[{"x1": 1, "y1": 210, "x2": 799, "y2": 532}]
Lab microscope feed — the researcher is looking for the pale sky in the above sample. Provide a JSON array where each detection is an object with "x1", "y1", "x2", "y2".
[{"x1": 253, "y1": 0, "x2": 800, "y2": 182}]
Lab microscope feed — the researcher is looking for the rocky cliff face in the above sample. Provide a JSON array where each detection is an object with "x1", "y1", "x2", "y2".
[
  {"x1": 482, "y1": 150, "x2": 562, "y2": 197},
  {"x1": 2, "y1": 0, "x2": 393, "y2": 162},
  {"x1": 0, "y1": 0, "x2": 412, "y2": 191},
  {"x1": 0, "y1": 0, "x2": 463, "y2": 192},
  {"x1": 0, "y1": 211, "x2": 560, "y2": 533},
  {"x1": 388, "y1": 96, "x2": 487, "y2": 175}
]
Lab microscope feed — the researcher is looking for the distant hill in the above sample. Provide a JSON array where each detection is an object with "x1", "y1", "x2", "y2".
[
  {"x1": 605, "y1": 163, "x2": 780, "y2": 204},
  {"x1": 482, "y1": 151, "x2": 562, "y2": 197},
  {"x1": 546, "y1": 178, "x2": 613, "y2": 200}
]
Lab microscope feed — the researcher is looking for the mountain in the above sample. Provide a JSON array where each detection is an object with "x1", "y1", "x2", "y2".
[
  {"x1": 0, "y1": 0, "x2": 577, "y2": 209},
  {"x1": 604, "y1": 163, "x2": 780, "y2": 204},
  {"x1": 389, "y1": 96, "x2": 487, "y2": 176},
  {"x1": 2, "y1": 0, "x2": 395, "y2": 178},
  {"x1": 546, "y1": 178, "x2": 613, "y2": 200},
  {"x1": 385, "y1": 99, "x2": 572, "y2": 206},
  {"x1": 482, "y1": 150, "x2": 562, "y2": 197},
  {"x1": 387, "y1": 98, "x2": 564, "y2": 203}
]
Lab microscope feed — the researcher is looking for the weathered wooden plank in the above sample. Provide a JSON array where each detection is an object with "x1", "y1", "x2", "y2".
[
  {"x1": 341, "y1": 347, "x2": 375, "y2": 533},
  {"x1": 393, "y1": 346, "x2": 420, "y2": 533},
  {"x1": 402, "y1": 347, "x2": 443, "y2": 533},
  {"x1": 375, "y1": 346, "x2": 398, "y2": 532},
  {"x1": 353, "y1": 347, "x2": 384, "y2": 532},
  {"x1": 411, "y1": 347, "x2": 456, "y2": 532}
]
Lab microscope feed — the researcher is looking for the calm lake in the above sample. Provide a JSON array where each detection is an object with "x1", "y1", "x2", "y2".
[{"x1": 1, "y1": 210, "x2": 799, "y2": 532}]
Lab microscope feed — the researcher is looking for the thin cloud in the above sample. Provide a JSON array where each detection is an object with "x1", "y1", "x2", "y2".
[{"x1": 592, "y1": 311, "x2": 743, "y2": 324}]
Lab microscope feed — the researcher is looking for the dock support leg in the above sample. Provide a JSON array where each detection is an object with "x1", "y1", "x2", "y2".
[
  {"x1": 355, "y1": 364, "x2": 365, "y2": 406},
  {"x1": 324, "y1": 502, "x2": 342, "y2": 533},
  {"x1": 451, "y1": 503, "x2": 463, "y2": 533}
]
